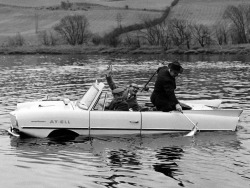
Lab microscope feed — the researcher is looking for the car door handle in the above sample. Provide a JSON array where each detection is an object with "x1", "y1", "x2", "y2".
[{"x1": 130, "y1": 121, "x2": 139, "y2": 123}]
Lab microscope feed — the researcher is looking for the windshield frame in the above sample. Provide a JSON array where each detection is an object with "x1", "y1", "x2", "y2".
[{"x1": 77, "y1": 82, "x2": 104, "y2": 110}]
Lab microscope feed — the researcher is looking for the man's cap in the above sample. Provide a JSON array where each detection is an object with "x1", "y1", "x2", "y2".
[
  {"x1": 112, "y1": 88, "x2": 125, "y2": 94},
  {"x1": 168, "y1": 61, "x2": 183, "y2": 74}
]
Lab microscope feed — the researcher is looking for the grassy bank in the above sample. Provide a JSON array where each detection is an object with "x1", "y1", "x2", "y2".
[{"x1": 1, "y1": 44, "x2": 250, "y2": 55}]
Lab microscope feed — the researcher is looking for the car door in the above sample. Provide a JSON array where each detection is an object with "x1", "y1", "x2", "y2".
[
  {"x1": 89, "y1": 111, "x2": 141, "y2": 136},
  {"x1": 141, "y1": 111, "x2": 188, "y2": 134}
]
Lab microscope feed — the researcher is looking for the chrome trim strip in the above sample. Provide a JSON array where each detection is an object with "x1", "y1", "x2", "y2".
[{"x1": 21, "y1": 127, "x2": 235, "y2": 132}]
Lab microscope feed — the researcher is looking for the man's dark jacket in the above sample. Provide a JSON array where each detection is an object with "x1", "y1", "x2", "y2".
[
  {"x1": 150, "y1": 66, "x2": 179, "y2": 112},
  {"x1": 108, "y1": 99, "x2": 129, "y2": 111}
]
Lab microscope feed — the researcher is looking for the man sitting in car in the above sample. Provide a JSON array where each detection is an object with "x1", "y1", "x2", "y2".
[
  {"x1": 107, "y1": 87, "x2": 129, "y2": 111},
  {"x1": 105, "y1": 64, "x2": 140, "y2": 111}
]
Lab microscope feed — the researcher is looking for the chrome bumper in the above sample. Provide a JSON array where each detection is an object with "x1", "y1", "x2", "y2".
[{"x1": 8, "y1": 126, "x2": 20, "y2": 137}]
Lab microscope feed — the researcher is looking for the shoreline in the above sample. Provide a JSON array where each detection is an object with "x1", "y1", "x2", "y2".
[{"x1": 1, "y1": 45, "x2": 250, "y2": 55}]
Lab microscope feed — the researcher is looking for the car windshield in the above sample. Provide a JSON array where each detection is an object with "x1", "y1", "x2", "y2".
[{"x1": 77, "y1": 84, "x2": 100, "y2": 110}]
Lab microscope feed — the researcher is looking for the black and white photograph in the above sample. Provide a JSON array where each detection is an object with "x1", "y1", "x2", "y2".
[{"x1": 0, "y1": 0, "x2": 249, "y2": 187}]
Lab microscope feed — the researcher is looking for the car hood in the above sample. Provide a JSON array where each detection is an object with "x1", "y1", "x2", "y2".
[{"x1": 15, "y1": 99, "x2": 75, "y2": 111}]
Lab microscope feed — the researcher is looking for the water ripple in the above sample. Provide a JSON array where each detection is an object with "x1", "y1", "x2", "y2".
[{"x1": 0, "y1": 54, "x2": 250, "y2": 187}]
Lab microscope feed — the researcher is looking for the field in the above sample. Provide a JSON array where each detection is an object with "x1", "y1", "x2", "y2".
[
  {"x1": 1, "y1": 0, "x2": 250, "y2": 46},
  {"x1": 0, "y1": 0, "x2": 173, "y2": 9},
  {"x1": 0, "y1": 0, "x2": 169, "y2": 44},
  {"x1": 168, "y1": 0, "x2": 250, "y2": 26},
  {"x1": 0, "y1": 6, "x2": 162, "y2": 35}
]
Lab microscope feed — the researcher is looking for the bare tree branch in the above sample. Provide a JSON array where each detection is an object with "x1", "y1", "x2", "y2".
[{"x1": 54, "y1": 15, "x2": 91, "y2": 45}]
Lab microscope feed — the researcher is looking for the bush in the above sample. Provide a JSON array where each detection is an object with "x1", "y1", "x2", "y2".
[
  {"x1": 7, "y1": 32, "x2": 25, "y2": 47},
  {"x1": 102, "y1": 33, "x2": 121, "y2": 47},
  {"x1": 123, "y1": 34, "x2": 141, "y2": 47},
  {"x1": 61, "y1": 0, "x2": 72, "y2": 10},
  {"x1": 92, "y1": 34, "x2": 102, "y2": 45},
  {"x1": 38, "y1": 30, "x2": 57, "y2": 46}
]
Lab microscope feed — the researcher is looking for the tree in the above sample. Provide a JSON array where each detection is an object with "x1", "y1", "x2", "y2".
[
  {"x1": 191, "y1": 24, "x2": 211, "y2": 47},
  {"x1": 168, "y1": 19, "x2": 192, "y2": 49},
  {"x1": 138, "y1": 19, "x2": 170, "y2": 47},
  {"x1": 54, "y1": 15, "x2": 91, "y2": 45},
  {"x1": 116, "y1": 13, "x2": 123, "y2": 28},
  {"x1": 213, "y1": 22, "x2": 229, "y2": 45},
  {"x1": 223, "y1": 4, "x2": 250, "y2": 44},
  {"x1": 35, "y1": 12, "x2": 39, "y2": 33}
]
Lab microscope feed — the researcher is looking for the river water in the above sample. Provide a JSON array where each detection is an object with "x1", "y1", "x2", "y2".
[{"x1": 0, "y1": 54, "x2": 249, "y2": 188}]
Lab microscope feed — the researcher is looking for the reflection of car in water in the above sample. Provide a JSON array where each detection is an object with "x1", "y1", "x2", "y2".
[
  {"x1": 9, "y1": 131, "x2": 240, "y2": 187},
  {"x1": 153, "y1": 147, "x2": 184, "y2": 186},
  {"x1": 108, "y1": 149, "x2": 141, "y2": 167},
  {"x1": 8, "y1": 81, "x2": 242, "y2": 138},
  {"x1": 106, "y1": 145, "x2": 184, "y2": 186}
]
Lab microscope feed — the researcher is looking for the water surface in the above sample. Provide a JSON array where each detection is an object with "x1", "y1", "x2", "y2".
[{"x1": 0, "y1": 54, "x2": 249, "y2": 188}]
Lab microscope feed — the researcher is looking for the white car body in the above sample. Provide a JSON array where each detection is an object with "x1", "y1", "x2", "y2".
[{"x1": 8, "y1": 81, "x2": 243, "y2": 138}]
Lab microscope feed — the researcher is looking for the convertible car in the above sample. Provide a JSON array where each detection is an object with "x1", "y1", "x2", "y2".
[{"x1": 8, "y1": 81, "x2": 243, "y2": 138}]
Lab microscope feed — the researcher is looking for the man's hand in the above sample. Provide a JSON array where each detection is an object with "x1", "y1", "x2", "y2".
[
  {"x1": 141, "y1": 86, "x2": 149, "y2": 92},
  {"x1": 176, "y1": 103, "x2": 183, "y2": 112},
  {"x1": 105, "y1": 64, "x2": 113, "y2": 77}
]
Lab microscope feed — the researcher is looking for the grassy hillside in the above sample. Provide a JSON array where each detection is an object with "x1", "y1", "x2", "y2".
[
  {"x1": 0, "y1": 2, "x2": 163, "y2": 44},
  {"x1": 73, "y1": 0, "x2": 173, "y2": 10},
  {"x1": 1, "y1": 0, "x2": 250, "y2": 47},
  {"x1": 0, "y1": 0, "x2": 173, "y2": 9},
  {"x1": 0, "y1": 0, "x2": 89, "y2": 7},
  {"x1": 168, "y1": 0, "x2": 250, "y2": 26},
  {"x1": 0, "y1": 6, "x2": 161, "y2": 35}
]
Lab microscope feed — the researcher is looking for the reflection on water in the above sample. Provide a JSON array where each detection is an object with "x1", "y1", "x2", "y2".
[
  {"x1": 5, "y1": 131, "x2": 247, "y2": 187},
  {"x1": 108, "y1": 149, "x2": 141, "y2": 167},
  {"x1": 153, "y1": 147, "x2": 184, "y2": 186},
  {"x1": 0, "y1": 54, "x2": 250, "y2": 187}
]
